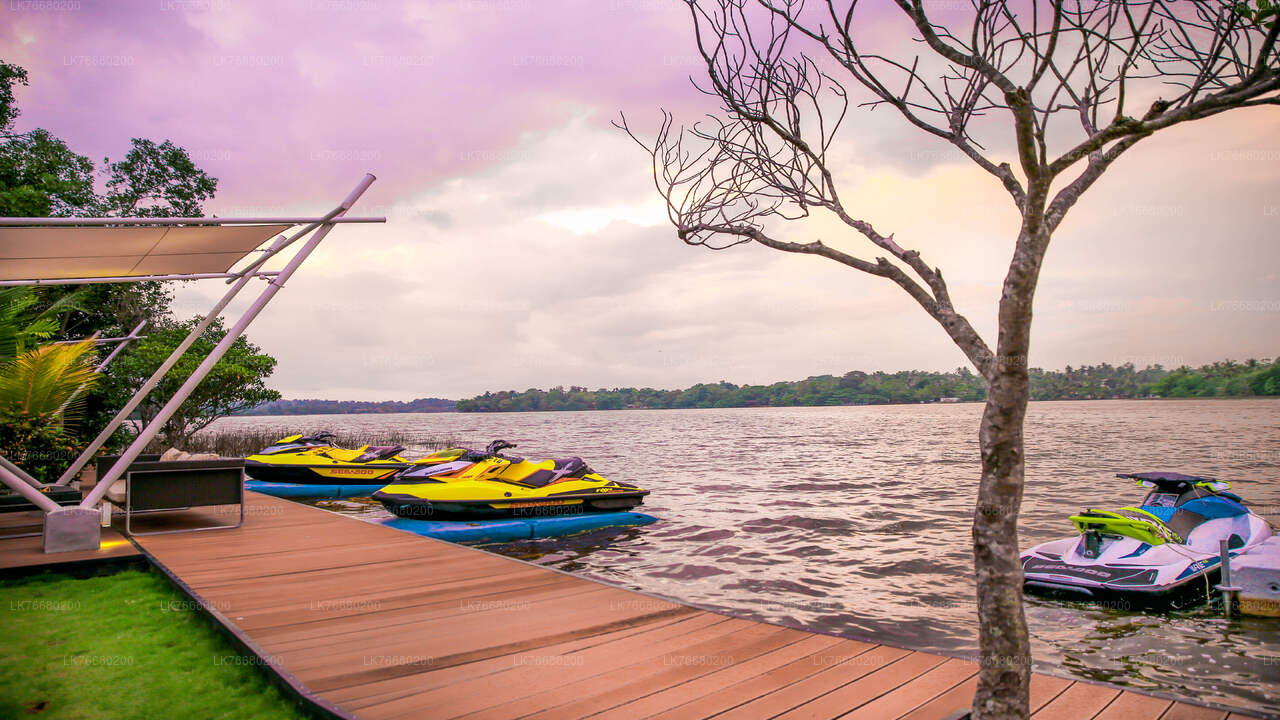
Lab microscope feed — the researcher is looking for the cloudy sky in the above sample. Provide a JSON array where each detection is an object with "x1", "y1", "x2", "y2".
[{"x1": 4, "y1": 0, "x2": 1277, "y2": 400}]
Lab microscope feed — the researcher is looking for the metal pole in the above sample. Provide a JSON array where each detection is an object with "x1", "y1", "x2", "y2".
[
  {"x1": 52, "y1": 246, "x2": 284, "y2": 487},
  {"x1": 0, "y1": 463, "x2": 60, "y2": 512},
  {"x1": 82, "y1": 174, "x2": 376, "y2": 508},
  {"x1": 52, "y1": 320, "x2": 148, "y2": 420},
  {"x1": 0, "y1": 216, "x2": 384, "y2": 226},
  {"x1": 0, "y1": 272, "x2": 281, "y2": 288},
  {"x1": 92, "y1": 320, "x2": 148, "y2": 371},
  {"x1": 224, "y1": 206, "x2": 347, "y2": 283},
  {"x1": 0, "y1": 454, "x2": 43, "y2": 490},
  {"x1": 1218, "y1": 539, "x2": 1240, "y2": 616}
]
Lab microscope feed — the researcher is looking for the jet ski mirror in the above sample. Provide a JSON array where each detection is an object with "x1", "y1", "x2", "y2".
[
  {"x1": 1201, "y1": 480, "x2": 1231, "y2": 492},
  {"x1": 1137, "y1": 480, "x2": 1156, "y2": 488}
]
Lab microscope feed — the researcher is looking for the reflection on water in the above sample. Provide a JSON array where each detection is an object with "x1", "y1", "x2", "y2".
[{"x1": 214, "y1": 398, "x2": 1280, "y2": 715}]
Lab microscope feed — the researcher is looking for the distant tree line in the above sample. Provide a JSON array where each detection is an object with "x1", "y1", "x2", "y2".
[
  {"x1": 455, "y1": 358, "x2": 1280, "y2": 412},
  {"x1": 243, "y1": 397, "x2": 455, "y2": 415}
]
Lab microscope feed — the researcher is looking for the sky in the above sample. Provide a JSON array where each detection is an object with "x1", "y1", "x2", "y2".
[{"x1": 3, "y1": 0, "x2": 1278, "y2": 401}]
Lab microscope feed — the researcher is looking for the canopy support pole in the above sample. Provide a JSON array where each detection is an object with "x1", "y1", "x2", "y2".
[
  {"x1": 51, "y1": 242, "x2": 286, "y2": 488},
  {"x1": 51, "y1": 320, "x2": 148, "y2": 422},
  {"x1": 0, "y1": 454, "x2": 44, "y2": 491},
  {"x1": 0, "y1": 463, "x2": 59, "y2": 513},
  {"x1": 82, "y1": 174, "x2": 376, "y2": 511}
]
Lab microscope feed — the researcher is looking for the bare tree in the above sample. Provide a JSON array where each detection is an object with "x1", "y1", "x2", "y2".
[{"x1": 620, "y1": 1, "x2": 1278, "y2": 717}]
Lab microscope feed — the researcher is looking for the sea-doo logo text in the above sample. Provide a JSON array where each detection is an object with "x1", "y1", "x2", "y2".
[{"x1": 1037, "y1": 564, "x2": 1112, "y2": 578}]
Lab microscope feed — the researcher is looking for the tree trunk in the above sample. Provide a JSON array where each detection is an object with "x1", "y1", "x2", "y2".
[{"x1": 972, "y1": 225, "x2": 1046, "y2": 719}]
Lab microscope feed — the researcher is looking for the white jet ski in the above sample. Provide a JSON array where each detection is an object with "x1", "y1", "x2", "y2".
[{"x1": 1021, "y1": 472, "x2": 1274, "y2": 606}]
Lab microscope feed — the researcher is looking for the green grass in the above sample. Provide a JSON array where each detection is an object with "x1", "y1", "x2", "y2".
[{"x1": 0, "y1": 570, "x2": 309, "y2": 720}]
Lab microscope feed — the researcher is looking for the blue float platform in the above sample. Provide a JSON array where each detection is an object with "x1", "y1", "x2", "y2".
[
  {"x1": 371, "y1": 512, "x2": 658, "y2": 544},
  {"x1": 245, "y1": 480, "x2": 382, "y2": 499}
]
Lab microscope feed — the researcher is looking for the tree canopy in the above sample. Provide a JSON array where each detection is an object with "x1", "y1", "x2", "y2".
[
  {"x1": 0, "y1": 59, "x2": 277, "y2": 454},
  {"x1": 96, "y1": 319, "x2": 280, "y2": 448}
]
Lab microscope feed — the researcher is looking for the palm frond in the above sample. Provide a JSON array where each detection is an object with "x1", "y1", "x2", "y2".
[
  {"x1": 0, "y1": 341, "x2": 99, "y2": 419},
  {"x1": 0, "y1": 286, "x2": 92, "y2": 362}
]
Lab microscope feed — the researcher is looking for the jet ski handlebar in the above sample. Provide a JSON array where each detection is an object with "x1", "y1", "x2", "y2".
[{"x1": 485, "y1": 440, "x2": 517, "y2": 455}]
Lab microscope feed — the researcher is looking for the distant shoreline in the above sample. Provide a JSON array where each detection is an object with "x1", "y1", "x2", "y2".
[
  {"x1": 243, "y1": 358, "x2": 1278, "y2": 415},
  {"x1": 238, "y1": 394, "x2": 1277, "y2": 416}
]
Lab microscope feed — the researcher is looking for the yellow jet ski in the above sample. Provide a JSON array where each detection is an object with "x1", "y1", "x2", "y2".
[
  {"x1": 244, "y1": 432, "x2": 413, "y2": 484},
  {"x1": 372, "y1": 440, "x2": 648, "y2": 519}
]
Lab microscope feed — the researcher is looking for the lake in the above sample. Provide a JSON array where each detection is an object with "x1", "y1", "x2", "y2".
[{"x1": 211, "y1": 398, "x2": 1280, "y2": 715}]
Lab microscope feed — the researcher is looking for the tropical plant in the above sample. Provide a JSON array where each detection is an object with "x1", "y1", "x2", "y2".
[
  {"x1": 0, "y1": 341, "x2": 98, "y2": 420},
  {"x1": 0, "y1": 341, "x2": 98, "y2": 482},
  {"x1": 0, "y1": 286, "x2": 89, "y2": 362}
]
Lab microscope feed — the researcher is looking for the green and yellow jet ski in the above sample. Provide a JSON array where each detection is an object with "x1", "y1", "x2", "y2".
[
  {"x1": 372, "y1": 440, "x2": 648, "y2": 519},
  {"x1": 244, "y1": 432, "x2": 413, "y2": 484}
]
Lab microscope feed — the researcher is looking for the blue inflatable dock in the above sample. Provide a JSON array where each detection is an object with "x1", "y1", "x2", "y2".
[
  {"x1": 246, "y1": 480, "x2": 381, "y2": 499},
  {"x1": 372, "y1": 513, "x2": 658, "y2": 544}
]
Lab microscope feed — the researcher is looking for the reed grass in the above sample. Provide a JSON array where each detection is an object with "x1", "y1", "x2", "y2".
[{"x1": 148, "y1": 428, "x2": 466, "y2": 459}]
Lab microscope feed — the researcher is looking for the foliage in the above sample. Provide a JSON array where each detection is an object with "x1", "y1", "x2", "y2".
[
  {"x1": 99, "y1": 318, "x2": 280, "y2": 448},
  {"x1": 0, "y1": 60, "x2": 26, "y2": 133},
  {"x1": 245, "y1": 397, "x2": 456, "y2": 415},
  {"x1": 0, "y1": 286, "x2": 89, "y2": 362},
  {"x1": 0, "y1": 340, "x2": 97, "y2": 480},
  {"x1": 1235, "y1": 0, "x2": 1278, "y2": 29},
  {"x1": 0, "y1": 413, "x2": 79, "y2": 483},
  {"x1": 0, "y1": 341, "x2": 98, "y2": 420},
  {"x1": 101, "y1": 138, "x2": 218, "y2": 217},
  {"x1": 0, "y1": 128, "x2": 97, "y2": 217},
  {"x1": 0, "y1": 570, "x2": 307, "y2": 720},
  {"x1": 1149, "y1": 358, "x2": 1280, "y2": 398},
  {"x1": 456, "y1": 359, "x2": 1280, "y2": 412}
]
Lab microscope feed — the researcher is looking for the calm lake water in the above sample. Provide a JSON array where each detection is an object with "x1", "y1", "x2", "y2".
[{"x1": 211, "y1": 399, "x2": 1280, "y2": 715}]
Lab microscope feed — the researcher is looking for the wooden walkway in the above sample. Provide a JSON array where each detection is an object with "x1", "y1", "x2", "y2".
[{"x1": 112, "y1": 492, "x2": 1260, "y2": 720}]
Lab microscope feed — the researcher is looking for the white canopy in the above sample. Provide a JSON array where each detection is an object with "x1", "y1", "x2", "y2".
[{"x1": 0, "y1": 224, "x2": 290, "y2": 282}]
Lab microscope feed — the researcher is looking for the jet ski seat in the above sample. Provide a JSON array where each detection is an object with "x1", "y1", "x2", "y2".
[
  {"x1": 516, "y1": 458, "x2": 592, "y2": 488},
  {"x1": 352, "y1": 445, "x2": 406, "y2": 463},
  {"x1": 1071, "y1": 507, "x2": 1185, "y2": 545}
]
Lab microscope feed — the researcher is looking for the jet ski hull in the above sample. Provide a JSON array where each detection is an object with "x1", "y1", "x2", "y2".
[
  {"x1": 1021, "y1": 509, "x2": 1273, "y2": 608},
  {"x1": 1021, "y1": 547, "x2": 1227, "y2": 608},
  {"x1": 243, "y1": 460, "x2": 407, "y2": 485},
  {"x1": 373, "y1": 489, "x2": 648, "y2": 519}
]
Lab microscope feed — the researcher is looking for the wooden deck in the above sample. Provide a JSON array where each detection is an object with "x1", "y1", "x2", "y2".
[{"x1": 113, "y1": 492, "x2": 1261, "y2": 720}]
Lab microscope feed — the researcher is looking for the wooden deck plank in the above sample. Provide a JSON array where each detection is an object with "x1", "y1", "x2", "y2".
[
  {"x1": 896, "y1": 675, "x2": 979, "y2": 720},
  {"x1": 333, "y1": 613, "x2": 728, "y2": 710},
  {"x1": 770, "y1": 651, "x2": 950, "y2": 720},
  {"x1": 117, "y1": 492, "x2": 1256, "y2": 720},
  {"x1": 835, "y1": 657, "x2": 977, "y2": 719},
  {"x1": 591, "y1": 634, "x2": 846, "y2": 720},
  {"x1": 644, "y1": 639, "x2": 878, "y2": 720},
  {"x1": 709, "y1": 644, "x2": 915, "y2": 719},
  {"x1": 515, "y1": 626, "x2": 809, "y2": 720},
  {"x1": 897, "y1": 670, "x2": 1077, "y2": 720},
  {"x1": 358, "y1": 616, "x2": 758, "y2": 717},
  {"x1": 394, "y1": 623, "x2": 801, "y2": 720},
  {"x1": 1094, "y1": 691, "x2": 1175, "y2": 719},
  {"x1": 1032, "y1": 681, "x2": 1122, "y2": 719},
  {"x1": 1158, "y1": 705, "x2": 1228, "y2": 720}
]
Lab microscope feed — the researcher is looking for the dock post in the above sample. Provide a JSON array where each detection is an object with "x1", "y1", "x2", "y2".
[{"x1": 1217, "y1": 539, "x2": 1240, "y2": 616}]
